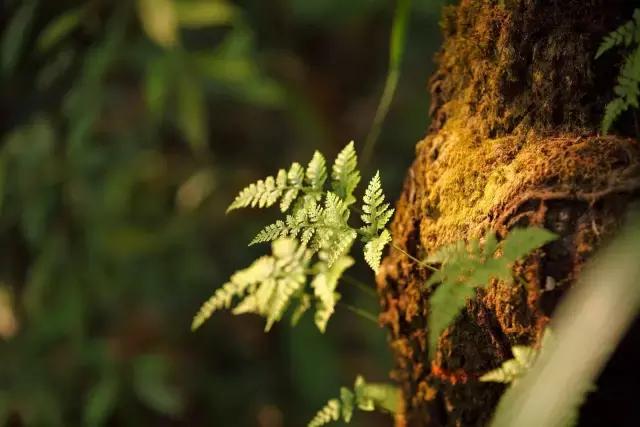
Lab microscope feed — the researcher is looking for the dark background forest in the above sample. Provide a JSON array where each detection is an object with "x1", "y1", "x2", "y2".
[{"x1": 0, "y1": 1, "x2": 450, "y2": 425}]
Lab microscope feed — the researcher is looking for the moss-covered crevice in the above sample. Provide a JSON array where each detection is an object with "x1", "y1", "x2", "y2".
[{"x1": 378, "y1": 1, "x2": 640, "y2": 425}]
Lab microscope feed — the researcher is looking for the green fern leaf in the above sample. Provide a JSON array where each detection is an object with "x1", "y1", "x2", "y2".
[
  {"x1": 363, "y1": 229, "x2": 391, "y2": 273},
  {"x1": 280, "y1": 162, "x2": 304, "y2": 212},
  {"x1": 427, "y1": 277, "x2": 477, "y2": 357},
  {"x1": 360, "y1": 171, "x2": 394, "y2": 238},
  {"x1": 290, "y1": 293, "x2": 311, "y2": 326},
  {"x1": 193, "y1": 238, "x2": 311, "y2": 331},
  {"x1": 425, "y1": 227, "x2": 556, "y2": 357},
  {"x1": 308, "y1": 376, "x2": 400, "y2": 427},
  {"x1": 191, "y1": 255, "x2": 275, "y2": 330},
  {"x1": 308, "y1": 399, "x2": 340, "y2": 427},
  {"x1": 331, "y1": 141, "x2": 361, "y2": 206},
  {"x1": 597, "y1": 10, "x2": 640, "y2": 133},
  {"x1": 602, "y1": 98, "x2": 628, "y2": 134},
  {"x1": 312, "y1": 255, "x2": 354, "y2": 332},
  {"x1": 250, "y1": 220, "x2": 288, "y2": 245},
  {"x1": 595, "y1": 9, "x2": 640, "y2": 58},
  {"x1": 306, "y1": 151, "x2": 327, "y2": 198},
  {"x1": 227, "y1": 176, "x2": 280, "y2": 212}
]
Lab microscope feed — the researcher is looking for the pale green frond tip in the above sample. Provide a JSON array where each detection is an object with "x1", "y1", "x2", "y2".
[
  {"x1": 360, "y1": 171, "x2": 394, "y2": 236},
  {"x1": 331, "y1": 141, "x2": 361, "y2": 205}
]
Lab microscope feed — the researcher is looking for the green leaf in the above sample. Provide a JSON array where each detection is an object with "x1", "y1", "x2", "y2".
[
  {"x1": 306, "y1": 151, "x2": 328, "y2": 196},
  {"x1": 360, "y1": 171, "x2": 394, "y2": 238},
  {"x1": 175, "y1": 0, "x2": 236, "y2": 28},
  {"x1": 312, "y1": 255, "x2": 354, "y2": 332},
  {"x1": 331, "y1": 141, "x2": 360, "y2": 205},
  {"x1": 132, "y1": 355, "x2": 183, "y2": 416},
  {"x1": 425, "y1": 227, "x2": 557, "y2": 358},
  {"x1": 2, "y1": 0, "x2": 38, "y2": 74},
  {"x1": 427, "y1": 279, "x2": 476, "y2": 357},
  {"x1": 137, "y1": 0, "x2": 178, "y2": 48},
  {"x1": 308, "y1": 375, "x2": 400, "y2": 427},
  {"x1": 363, "y1": 229, "x2": 391, "y2": 273},
  {"x1": 177, "y1": 72, "x2": 208, "y2": 152},
  {"x1": 84, "y1": 377, "x2": 118, "y2": 427},
  {"x1": 37, "y1": 7, "x2": 83, "y2": 53}
]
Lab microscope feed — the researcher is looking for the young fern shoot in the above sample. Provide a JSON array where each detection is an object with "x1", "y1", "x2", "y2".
[
  {"x1": 308, "y1": 376, "x2": 400, "y2": 427},
  {"x1": 193, "y1": 141, "x2": 395, "y2": 333}
]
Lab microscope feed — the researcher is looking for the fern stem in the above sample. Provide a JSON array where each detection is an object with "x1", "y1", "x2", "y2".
[
  {"x1": 339, "y1": 302, "x2": 379, "y2": 325},
  {"x1": 343, "y1": 274, "x2": 378, "y2": 298},
  {"x1": 391, "y1": 243, "x2": 438, "y2": 272}
]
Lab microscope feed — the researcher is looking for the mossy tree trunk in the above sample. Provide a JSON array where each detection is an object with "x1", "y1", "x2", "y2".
[{"x1": 378, "y1": 1, "x2": 640, "y2": 426}]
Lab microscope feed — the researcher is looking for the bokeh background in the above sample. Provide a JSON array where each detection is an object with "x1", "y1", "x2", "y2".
[{"x1": 0, "y1": 1, "x2": 448, "y2": 425}]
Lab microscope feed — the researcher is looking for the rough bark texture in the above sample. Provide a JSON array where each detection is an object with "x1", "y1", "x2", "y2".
[{"x1": 378, "y1": 1, "x2": 640, "y2": 426}]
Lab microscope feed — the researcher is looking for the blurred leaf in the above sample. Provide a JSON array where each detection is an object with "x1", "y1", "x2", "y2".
[
  {"x1": 175, "y1": 0, "x2": 236, "y2": 28},
  {"x1": 37, "y1": 7, "x2": 83, "y2": 53},
  {"x1": 84, "y1": 377, "x2": 118, "y2": 427},
  {"x1": 145, "y1": 55, "x2": 172, "y2": 117},
  {"x1": 177, "y1": 71, "x2": 208, "y2": 151},
  {"x1": 132, "y1": 355, "x2": 184, "y2": 416},
  {"x1": 137, "y1": 0, "x2": 178, "y2": 48},
  {"x1": 1, "y1": 0, "x2": 38, "y2": 74}
]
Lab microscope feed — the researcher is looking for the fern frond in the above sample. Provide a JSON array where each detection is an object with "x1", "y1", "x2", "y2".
[
  {"x1": 363, "y1": 229, "x2": 391, "y2": 273},
  {"x1": 280, "y1": 162, "x2": 305, "y2": 212},
  {"x1": 597, "y1": 10, "x2": 640, "y2": 133},
  {"x1": 360, "y1": 171, "x2": 394, "y2": 238},
  {"x1": 602, "y1": 97, "x2": 629, "y2": 134},
  {"x1": 306, "y1": 151, "x2": 327, "y2": 198},
  {"x1": 308, "y1": 376, "x2": 400, "y2": 427},
  {"x1": 290, "y1": 293, "x2": 311, "y2": 326},
  {"x1": 191, "y1": 256, "x2": 275, "y2": 330},
  {"x1": 193, "y1": 238, "x2": 311, "y2": 331},
  {"x1": 331, "y1": 141, "x2": 361, "y2": 205},
  {"x1": 595, "y1": 9, "x2": 640, "y2": 58},
  {"x1": 227, "y1": 176, "x2": 282, "y2": 212},
  {"x1": 480, "y1": 345, "x2": 537, "y2": 383},
  {"x1": 425, "y1": 227, "x2": 557, "y2": 357},
  {"x1": 250, "y1": 220, "x2": 288, "y2": 246},
  {"x1": 312, "y1": 255, "x2": 354, "y2": 332},
  {"x1": 308, "y1": 399, "x2": 341, "y2": 427}
]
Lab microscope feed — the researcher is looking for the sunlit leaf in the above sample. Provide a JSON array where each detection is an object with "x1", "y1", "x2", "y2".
[
  {"x1": 137, "y1": 0, "x2": 178, "y2": 48},
  {"x1": 37, "y1": 7, "x2": 83, "y2": 53}
]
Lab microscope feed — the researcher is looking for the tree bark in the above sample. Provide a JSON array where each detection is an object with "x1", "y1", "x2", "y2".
[{"x1": 378, "y1": 1, "x2": 640, "y2": 426}]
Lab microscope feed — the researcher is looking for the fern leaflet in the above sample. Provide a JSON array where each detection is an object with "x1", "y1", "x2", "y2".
[
  {"x1": 425, "y1": 227, "x2": 557, "y2": 357},
  {"x1": 331, "y1": 141, "x2": 360, "y2": 206},
  {"x1": 312, "y1": 255, "x2": 354, "y2": 332},
  {"x1": 308, "y1": 376, "x2": 400, "y2": 427},
  {"x1": 597, "y1": 8, "x2": 640, "y2": 133}
]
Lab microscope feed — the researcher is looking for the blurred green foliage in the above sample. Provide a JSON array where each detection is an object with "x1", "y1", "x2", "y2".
[{"x1": 0, "y1": 0, "x2": 447, "y2": 425}]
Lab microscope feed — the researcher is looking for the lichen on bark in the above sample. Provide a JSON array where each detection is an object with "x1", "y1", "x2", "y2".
[{"x1": 377, "y1": 1, "x2": 640, "y2": 426}]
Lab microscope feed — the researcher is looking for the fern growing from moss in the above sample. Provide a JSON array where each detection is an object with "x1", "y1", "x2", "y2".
[
  {"x1": 424, "y1": 227, "x2": 557, "y2": 357},
  {"x1": 194, "y1": 141, "x2": 395, "y2": 333},
  {"x1": 596, "y1": 9, "x2": 640, "y2": 133},
  {"x1": 308, "y1": 376, "x2": 400, "y2": 427}
]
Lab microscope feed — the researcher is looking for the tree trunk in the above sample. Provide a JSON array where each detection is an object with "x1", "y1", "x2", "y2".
[{"x1": 378, "y1": 1, "x2": 640, "y2": 426}]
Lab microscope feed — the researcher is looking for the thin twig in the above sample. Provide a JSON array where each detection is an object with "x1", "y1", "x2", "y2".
[
  {"x1": 391, "y1": 243, "x2": 438, "y2": 272},
  {"x1": 339, "y1": 302, "x2": 379, "y2": 325},
  {"x1": 343, "y1": 274, "x2": 378, "y2": 298}
]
